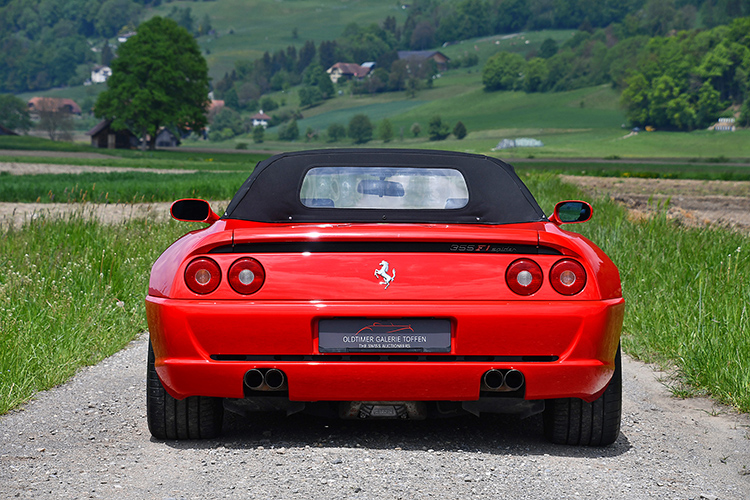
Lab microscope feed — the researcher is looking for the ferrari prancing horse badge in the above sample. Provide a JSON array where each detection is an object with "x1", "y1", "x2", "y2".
[{"x1": 374, "y1": 260, "x2": 395, "y2": 289}]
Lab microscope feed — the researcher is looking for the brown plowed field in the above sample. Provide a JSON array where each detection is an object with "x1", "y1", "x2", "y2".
[{"x1": 561, "y1": 175, "x2": 750, "y2": 234}]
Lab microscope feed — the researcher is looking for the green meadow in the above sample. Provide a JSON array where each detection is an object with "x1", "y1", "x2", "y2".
[{"x1": 14, "y1": 7, "x2": 749, "y2": 162}]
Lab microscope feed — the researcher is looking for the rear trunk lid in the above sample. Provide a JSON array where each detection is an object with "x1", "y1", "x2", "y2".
[{"x1": 222, "y1": 223, "x2": 554, "y2": 301}]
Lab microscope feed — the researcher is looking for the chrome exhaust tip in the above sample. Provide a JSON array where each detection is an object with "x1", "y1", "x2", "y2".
[
  {"x1": 264, "y1": 368, "x2": 286, "y2": 390},
  {"x1": 482, "y1": 369, "x2": 505, "y2": 390},
  {"x1": 504, "y1": 369, "x2": 525, "y2": 391},
  {"x1": 244, "y1": 369, "x2": 265, "y2": 390}
]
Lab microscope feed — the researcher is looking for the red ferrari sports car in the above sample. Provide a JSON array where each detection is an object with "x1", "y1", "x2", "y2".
[{"x1": 146, "y1": 149, "x2": 624, "y2": 445}]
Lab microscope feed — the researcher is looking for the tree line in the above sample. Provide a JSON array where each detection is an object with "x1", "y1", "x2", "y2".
[
  {"x1": 481, "y1": 16, "x2": 750, "y2": 130},
  {"x1": 256, "y1": 114, "x2": 468, "y2": 145},
  {"x1": 400, "y1": 0, "x2": 750, "y2": 50}
]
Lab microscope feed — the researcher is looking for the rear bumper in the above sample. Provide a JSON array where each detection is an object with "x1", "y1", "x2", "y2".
[{"x1": 146, "y1": 297, "x2": 624, "y2": 403}]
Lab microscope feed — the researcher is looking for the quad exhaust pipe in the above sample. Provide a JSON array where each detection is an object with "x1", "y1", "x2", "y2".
[
  {"x1": 244, "y1": 368, "x2": 287, "y2": 391},
  {"x1": 504, "y1": 369, "x2": 524, "y2": 391},
  {"x1": 244, "y1": 369, "x2": 265, "y2": 390},
  {"x1": 264, "y1": 368, "x2": 286, "y2": 390},
  {"x1": 482, "y1": 369, "x2": 525, "y2": 392}
]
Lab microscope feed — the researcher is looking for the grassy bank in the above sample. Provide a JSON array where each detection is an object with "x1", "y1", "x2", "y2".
[
  {"x1": 1, "y1": 173, "x2": 748, "y2": 414},
  {"x1": 0, "y1": 212, "x2": 197, "y2": 414}
]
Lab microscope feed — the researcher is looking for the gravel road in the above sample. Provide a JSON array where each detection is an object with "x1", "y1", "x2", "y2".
[{"x1": 2, "y1": 334, "x2": 749, "y2": 499}]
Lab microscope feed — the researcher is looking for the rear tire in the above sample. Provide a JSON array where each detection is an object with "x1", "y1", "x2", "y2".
[
  {"x1": 543, "y1": 345, "x2": 622, "y2": 446},
  {"x1": 147, "y1": 342, "x2": 224, "y2": 440}
]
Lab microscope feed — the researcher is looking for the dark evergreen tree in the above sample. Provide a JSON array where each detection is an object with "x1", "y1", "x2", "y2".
[
  {"x1": 101, "y1": 42, "x2": 114, "y2": 67},
  {"x1": 428, "y1": 115, "x2": 450, "y2": 141},
  {"x1": 348, "y1": 114, "x2": 373, "y2": 144},
  {"x1": 453, "y1": 120, "x2": 467, "y2": 139}
]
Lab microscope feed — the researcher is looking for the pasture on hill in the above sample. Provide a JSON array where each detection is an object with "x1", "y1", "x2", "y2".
[{"x1": 147, "y1": 0, "x2": 411, "y2": 81}]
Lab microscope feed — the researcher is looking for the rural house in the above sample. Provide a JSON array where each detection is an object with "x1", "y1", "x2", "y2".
[
  {"x1": 91, "y1": 65, "x2": 112, "y2": 84},
  {"x1": 87, "y1": 119, "x2": 139, "y2": 149},
  {"x1": 326, "y1": 62, "x2": 371, "y2": 84},
  {"x1": 396, "y1": 50, "x2": 450, "y2": 72},
  {"x1": 118, "y1": 31, "x2": 136, "y2": 43},
  {"x1": 27, "y1": 97, "x2": 81, "y2": 116},
  {"x1": 209, "y1": 99, "x2": 225, "y2": 114},
  {"x1": 250, "y1": 110, "x2": 271, "y2": 128}
]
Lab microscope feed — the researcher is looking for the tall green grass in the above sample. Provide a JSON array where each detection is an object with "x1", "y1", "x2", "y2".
[
  {"x1": 0, "y1": 212, "x2": 199, "y2": 414},
  {"x1": 530, "y1": 174, "x2": 750, "y2": 412},
  {"x1": 514, "y1": 160, "x2": 750, "y2": 181},
  {"x1": 593, "y1": 209, "x2": 749, "y2": 410}
]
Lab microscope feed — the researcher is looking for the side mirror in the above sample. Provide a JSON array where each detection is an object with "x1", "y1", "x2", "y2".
[
  {"x1": 170, "y1": 199, "x2": 220, "y2": 224},
  {"x1": 549, "y1": 200, "x2": 593, "y2": 225}
]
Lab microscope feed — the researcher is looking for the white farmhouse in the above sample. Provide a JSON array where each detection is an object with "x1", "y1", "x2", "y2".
[{"x1": 91, "y1": 66, "x2": 112, "y2": 84}]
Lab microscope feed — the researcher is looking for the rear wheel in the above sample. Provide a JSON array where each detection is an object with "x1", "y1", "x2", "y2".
[
  {"x1": 543, "y1": 345, "x2": 622, "y2": 446},
  {"x1": 146, "y1": 342, "x2": 224, "y2": 440}
]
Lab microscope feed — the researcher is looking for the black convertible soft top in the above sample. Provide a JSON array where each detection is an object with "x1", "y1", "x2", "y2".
[{"x1": 223, "y1": 149, "x2": 546, "y2": 225}]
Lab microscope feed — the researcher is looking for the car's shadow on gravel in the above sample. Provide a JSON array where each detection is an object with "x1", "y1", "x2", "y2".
[{"x1": 161, "y1": 410, "x2": 632, "y2": 458}]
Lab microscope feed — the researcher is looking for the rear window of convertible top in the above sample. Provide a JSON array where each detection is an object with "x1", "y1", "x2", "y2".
[{"x1": 300, "y1": 166, "x2": 469, "y2": 210}]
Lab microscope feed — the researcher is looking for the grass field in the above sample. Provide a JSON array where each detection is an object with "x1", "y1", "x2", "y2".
[
  {"x1": 0, "y1": 213, "x2": 197, "y2": 414},
  {"x1": 174, "y1": 79, "x2": 750, "y2": 161},
  {"x1": 579, "y1": 197, "x2": 750, "y2": 411}
]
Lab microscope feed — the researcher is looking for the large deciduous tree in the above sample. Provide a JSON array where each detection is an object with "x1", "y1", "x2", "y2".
[
  {"x1": 95, "y1": 16, "x2": 210, "y2": 150},
  {"x1": 482, "y1": 52, "x2": 525, "y2": 91}
]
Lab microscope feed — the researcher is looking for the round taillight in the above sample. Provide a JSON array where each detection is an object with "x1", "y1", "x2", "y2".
[
  {"x1": 185, "y1": 258, "x2": 221, "y2": 294},
  {"x1": 228, "y1": 258, "x2": 265, "y2": 294},
  {"x1": 505, "y1": 259, "x2": 543, "y2": 296},
  {"x1": 550, "y1": 259, "x2": 587, "y2": 295}
]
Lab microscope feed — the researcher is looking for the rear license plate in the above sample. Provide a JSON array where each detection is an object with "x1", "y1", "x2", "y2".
[{"x1": 318, "y1": 318, "x2": 451, "y2": 353}]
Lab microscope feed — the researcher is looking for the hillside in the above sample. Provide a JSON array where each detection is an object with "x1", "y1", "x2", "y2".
[{"x1": 5, "y1": 0, "x2": 750, "y2": 159}]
